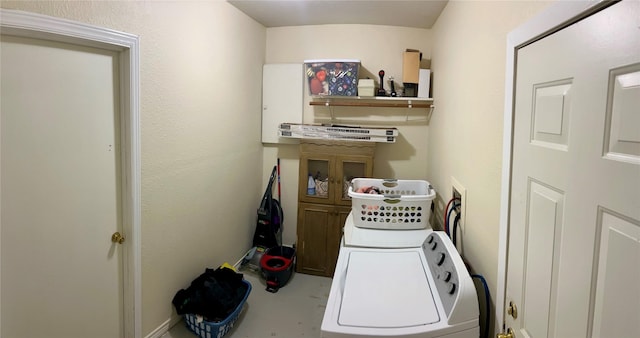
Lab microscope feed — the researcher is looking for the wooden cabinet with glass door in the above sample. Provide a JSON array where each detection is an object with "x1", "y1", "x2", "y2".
[{"x1": 296, "y1": 140, "x2": 374, "y2": 277}]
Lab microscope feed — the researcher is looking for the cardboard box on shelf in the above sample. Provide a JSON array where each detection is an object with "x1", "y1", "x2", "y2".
[{"x1": 402, "y1": 50, "x2": 421, "y2": 84}]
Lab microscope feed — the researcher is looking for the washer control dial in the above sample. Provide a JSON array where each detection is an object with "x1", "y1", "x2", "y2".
[
  {"x1": 443, "y1": 271, "x2": 452, "y2": 282},
  {"x1": 436, "y1": 252, "x2": 446, "y2": 266}
]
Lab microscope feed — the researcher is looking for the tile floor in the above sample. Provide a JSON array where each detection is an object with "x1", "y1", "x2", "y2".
[{"x1": 162, "y1": 268, "x2": 332, "y2": 338}]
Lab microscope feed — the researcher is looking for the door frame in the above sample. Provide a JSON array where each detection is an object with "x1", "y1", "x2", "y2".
[
  {"x1": 496, "y1": 0, "x2": 617, "y2": 334},
  {"x1": 0, "y1": 9, "x2": 142, "y2": 338}
]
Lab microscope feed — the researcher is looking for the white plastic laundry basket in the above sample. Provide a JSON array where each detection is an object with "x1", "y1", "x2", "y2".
[{"x1": 348, "y1": 179, "x2": 436, "y2": 230}]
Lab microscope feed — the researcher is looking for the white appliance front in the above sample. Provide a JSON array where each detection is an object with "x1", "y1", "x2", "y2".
[{"x1": 321, "y1": 213, "x2": 479, "y2": 338}]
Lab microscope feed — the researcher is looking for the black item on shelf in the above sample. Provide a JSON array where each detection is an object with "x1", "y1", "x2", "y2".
[
  {"x1": 172, "y1": 267, "x2": 249, "y2": 322},
  {"x1": 377, "y1": 70, "x2": 387, "y2": 96},
  {"x1": 390, "y1": 78, "x2": 397, "y2": 97},
  {"x1": 403, "y1": 83, "x2": 418, "y2": 97}
]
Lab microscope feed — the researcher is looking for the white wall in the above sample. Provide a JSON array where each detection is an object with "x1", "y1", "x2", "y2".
[
  {"x1": 428, "y1": 1, "x2": 552, "y2": 335},
  {"x1": 264, "y1": 24, "x2": 433, "y2": 245},
  {"x1": 0, "y1": 0, "x2": 266, "y2": 335}
]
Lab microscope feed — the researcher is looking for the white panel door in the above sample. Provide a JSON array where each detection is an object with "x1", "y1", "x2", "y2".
[
  {"x1": 1, "y1": 35, "x2": 124, "y2": 337},
  {"x1": 506, "y1": 1, "x2": 640, "y2": 337}
]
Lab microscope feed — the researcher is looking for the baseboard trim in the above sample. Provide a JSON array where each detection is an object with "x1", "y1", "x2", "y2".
[
  {"x1": 234, "y1": 247, "x2": 255, "y2": 270},
  {"x1": 232, "y1": 245, "x2": 295, "y2": 270},
  {"x1": 144, "y1": 315, "x2": 181, "y2": 338}
]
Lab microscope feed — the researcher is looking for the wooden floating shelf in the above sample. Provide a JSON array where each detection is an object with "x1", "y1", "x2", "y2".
[{"x1": 310, "y1": 96, "x2": 433, "y2": 109}]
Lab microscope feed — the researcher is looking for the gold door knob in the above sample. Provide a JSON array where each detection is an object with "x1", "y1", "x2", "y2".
[
  {"x1": 497, "y1": 328, "x2": 515, "y2": 338},
  {"x1": 111, "y1": 232, "x2": 125, "y2": 244}
]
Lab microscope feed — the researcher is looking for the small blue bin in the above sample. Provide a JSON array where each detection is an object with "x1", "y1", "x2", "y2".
[{"x1": 184, "y1": 280, "x2": 251, "y2": 338}]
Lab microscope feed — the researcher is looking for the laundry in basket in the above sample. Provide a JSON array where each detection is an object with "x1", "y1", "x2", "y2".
[
  {"x1": 349, "y1": 178, "x2": 436, "y2": 230},
  {"x1": 172, "y1": 266, "x2": 251, "y2": 338}
]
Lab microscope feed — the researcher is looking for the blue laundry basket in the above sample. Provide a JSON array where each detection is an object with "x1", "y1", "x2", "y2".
[{"x1": 183, "y1": 280, "x2": 251, "y2": 338}]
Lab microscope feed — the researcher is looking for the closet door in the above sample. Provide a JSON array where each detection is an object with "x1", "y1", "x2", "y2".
[{"x1": 1, "y1": 35, "x2": 125, "y2": 338}]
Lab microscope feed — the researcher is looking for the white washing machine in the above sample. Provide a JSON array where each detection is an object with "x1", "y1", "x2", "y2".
[{"x1": 321, "y1": 213, "x2": 479, "y2": 338}]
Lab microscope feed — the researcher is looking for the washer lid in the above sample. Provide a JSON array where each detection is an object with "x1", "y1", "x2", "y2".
[{"x1": 338, "y1": 251, "x2": 440, "y2": 328}]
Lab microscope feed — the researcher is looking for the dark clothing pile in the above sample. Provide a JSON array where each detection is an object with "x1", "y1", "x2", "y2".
[{"x1": 172, "y1": 267, "x2": 248, "y2": 322}]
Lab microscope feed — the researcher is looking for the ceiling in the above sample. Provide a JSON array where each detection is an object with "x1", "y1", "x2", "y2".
[{"x1": 227, "y1": 0, "x2": 448, "y2": 29}]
